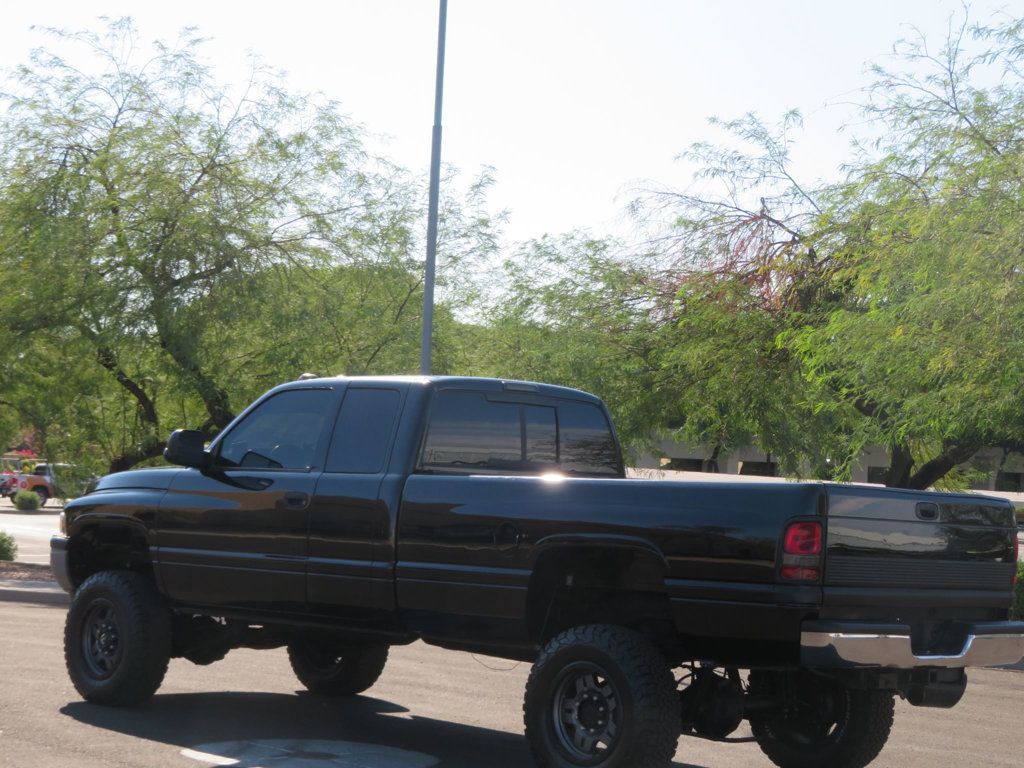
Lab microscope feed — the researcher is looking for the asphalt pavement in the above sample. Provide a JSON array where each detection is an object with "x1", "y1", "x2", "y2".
[
  {"x1": 0, "y1": 497, "x2": 61, "y2": 564},
  {"x1": 0, "y1": 602, "x2": 1020, "y2": 768}
]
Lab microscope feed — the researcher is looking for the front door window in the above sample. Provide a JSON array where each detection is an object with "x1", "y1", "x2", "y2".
[{"x1": 215, "y1": 388, "x2": 335, "y2": 470}]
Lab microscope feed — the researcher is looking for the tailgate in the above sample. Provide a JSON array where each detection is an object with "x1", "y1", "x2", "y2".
[{"x1": 824, "y1": 486, "x2": 1017, "y2": 597}]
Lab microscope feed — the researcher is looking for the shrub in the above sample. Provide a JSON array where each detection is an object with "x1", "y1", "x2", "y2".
[
  {"x1": 13, "y1": 490, "x2": 40, "y2": 511},
  {"x1": 1014, "y1": 563, "x2": 1024, "y2": 621},
  {"x1": 0, "y1": 530, "x2": 16, "y2": 561}
]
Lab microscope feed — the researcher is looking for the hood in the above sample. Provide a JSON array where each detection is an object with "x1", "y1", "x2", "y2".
[{"x1": 93, "y1": 467, "x2": 183, "y2": 492}]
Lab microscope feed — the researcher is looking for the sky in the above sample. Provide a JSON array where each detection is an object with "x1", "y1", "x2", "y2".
[{"x1": 0, "y1": 0, "x2": 1021, "y2": 244}]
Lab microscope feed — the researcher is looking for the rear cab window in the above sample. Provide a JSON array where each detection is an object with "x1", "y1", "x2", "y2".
[
  {"x1": 325, "y1": 387, "x2": 402, "y2": 474},
  {"x1": 419, "y1": 389, "x2": 622, "y2": 477}
]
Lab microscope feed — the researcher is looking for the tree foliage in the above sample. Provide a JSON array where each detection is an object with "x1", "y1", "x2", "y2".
[
  {"x1": 623, "y1": 14, "x2": 1024, "y2": 487},
  {"x1": 785, "y1": 16, "x2": 1024, "y2": 487},
  {"x1": 0, "y1": 20, "x2": 498, "y2": 473},
  {"x1": 3, "y1": 15, "x2": 1023, "y2": 491}
]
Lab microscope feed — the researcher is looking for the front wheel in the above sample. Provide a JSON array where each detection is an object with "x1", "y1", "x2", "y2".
[
  {"x1": 523, "y1": 624, "x2": 679, "y2": 768},
  {"x1": 64, "y1": 570, "x2": 172, "y2": 705},
  {"x1": 287, "y1": 639, "x2": 389, "y2": 696},
  {"x1": 33, "y1": 487, "x2": 49, "y2": 506},
  {"x1": 748, "y1": 670, "x2": 894, "y2": 768}
]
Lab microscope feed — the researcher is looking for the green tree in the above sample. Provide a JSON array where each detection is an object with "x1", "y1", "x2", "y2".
[
  {"x1": 631, "y1": 15, "x2": 1024, "y2": 488},
  {"x1": 784, "y1": 16, "x2": 1024, "y2": 488},
  {"x1": 0, "y1": 20, "x2": 370, "y2": 468},
  {"x1": 0, "y1": 20, "x2": 499, "y2": 472}
]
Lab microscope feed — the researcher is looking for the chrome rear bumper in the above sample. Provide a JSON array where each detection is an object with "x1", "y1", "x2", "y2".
[{"x1": 801, "y1": 620, "x2": 1024, "y2": 669}]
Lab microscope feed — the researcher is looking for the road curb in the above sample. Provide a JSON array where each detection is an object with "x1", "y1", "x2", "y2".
[{"x1": 0, "y1": 579, "x2": 68, "y2": 607}]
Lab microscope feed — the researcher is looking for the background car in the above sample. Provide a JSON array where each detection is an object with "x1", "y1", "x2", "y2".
[{"x1": 11, "y1": 463, "x2": 98, "y2": 506}]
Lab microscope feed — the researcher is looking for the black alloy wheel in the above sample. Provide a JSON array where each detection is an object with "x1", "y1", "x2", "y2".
[
  {"x1": 551, "y1": 661, "x2": 623, "y2": 763},
  {"x1": 81, "y1": 598, "x2": 124, "y2": 679}
]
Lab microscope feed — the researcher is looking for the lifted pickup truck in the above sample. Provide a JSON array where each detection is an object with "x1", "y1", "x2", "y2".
[{"x1": 51, "y1": 376, "x2": 1024, "y2": 768}]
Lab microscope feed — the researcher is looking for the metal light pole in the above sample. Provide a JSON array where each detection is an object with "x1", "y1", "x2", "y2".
[{"x1": 420, "y1": 0, "x2": 448, "y2": 375}]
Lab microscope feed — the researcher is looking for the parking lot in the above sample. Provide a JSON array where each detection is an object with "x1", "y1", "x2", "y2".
[
  {"x1": 0, "y1": 600, "x2": 1020, "y2": 768},
  {"x1": 0, "y1": 502, "x2": 60, "y2": 564}
]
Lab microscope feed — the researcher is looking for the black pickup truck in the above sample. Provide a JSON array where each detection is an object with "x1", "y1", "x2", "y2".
[{"x1": 51, "y1": 376, "x2": 1024, "y2": 768}]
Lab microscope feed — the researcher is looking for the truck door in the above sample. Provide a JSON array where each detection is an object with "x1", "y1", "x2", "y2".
[
  {"x1": 306, "y1": 384, "x2": 406, "y2": 628},
  {"x1": 156, "y1": 386, "x2": 340, "y2": 614}
]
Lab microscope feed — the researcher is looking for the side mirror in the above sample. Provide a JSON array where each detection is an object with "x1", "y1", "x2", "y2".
[{"x1": 164, "y1": 429, "x2": 211, "y2": 470}]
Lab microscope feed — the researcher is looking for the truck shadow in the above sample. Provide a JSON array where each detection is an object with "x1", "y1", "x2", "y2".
[{"x1": 61, "y1": 691, "x2": 705, "y2": 767}]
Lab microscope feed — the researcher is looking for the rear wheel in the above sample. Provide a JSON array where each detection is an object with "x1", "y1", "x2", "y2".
[
  {"x1": 523, "y1": 624, "x2": 678, "y2": 768},
  {"x1": 748, "y1": 670, "x2": 894, "y2": 768},
  {"x1": 64, "y1": 571, "x2": 172, "y2": 705},
  {"x1": 287, "y1": 639, "x2": 389, "y2": 696}
]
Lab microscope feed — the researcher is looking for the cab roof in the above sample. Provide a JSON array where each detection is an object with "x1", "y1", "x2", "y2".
[{"x1": 277, "y1": 375, "x2": 605, "y2": 405}]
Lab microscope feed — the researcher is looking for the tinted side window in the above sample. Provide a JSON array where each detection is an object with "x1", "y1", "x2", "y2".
[
  {"x1": 559, "y1": 402, "x2": 619, "y2": 476},
  {"x1": 217, "y1": 389, "x2": 334, "y2": 470},
  {"x1": 421, "y1": 391, "x2": 521, "y2": 468},
  {"x1": 326, "y1": 388, "x2": 401, "y2": 473}
]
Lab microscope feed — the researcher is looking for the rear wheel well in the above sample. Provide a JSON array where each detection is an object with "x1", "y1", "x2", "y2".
[
  {"x1": 526, "y1": 546, "x2": 678, "y2": 657},
  {"x1": 68, "y1": 524, "x2": 154, "y2": 588}
]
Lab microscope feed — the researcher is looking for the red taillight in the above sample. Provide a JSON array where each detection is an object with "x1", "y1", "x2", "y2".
[
  {"x1": 784, "y1": 522, "x2": 822, "y2": 556},
  {"x1": 781, "y1": 521, "x2": 823, "y2": 582}
]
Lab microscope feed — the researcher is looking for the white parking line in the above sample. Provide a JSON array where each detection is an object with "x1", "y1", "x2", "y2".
[
  {"x1": 0, "y1": 523, "x2": 57, "y2": 537},
  {"x1": 181, "y1": 740, "x2": 439, "y2": 767}
]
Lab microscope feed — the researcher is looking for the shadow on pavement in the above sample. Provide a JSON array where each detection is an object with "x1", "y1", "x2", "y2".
[{"x1": 61, "y1": 691, "x2": 704, "y2": 768}]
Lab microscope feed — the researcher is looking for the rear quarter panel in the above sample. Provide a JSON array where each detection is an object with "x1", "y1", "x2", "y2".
[{"x1": 396, "y1": 475, "x2": 825, "y2": 646}]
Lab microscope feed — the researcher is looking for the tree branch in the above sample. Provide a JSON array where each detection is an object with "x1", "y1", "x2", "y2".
[
  {"x1": 907, "y1": 442, "x2": 981, "y2": 490},
  {"x1": 108, "y1": 437, "x2": 165, "y2": 474}
]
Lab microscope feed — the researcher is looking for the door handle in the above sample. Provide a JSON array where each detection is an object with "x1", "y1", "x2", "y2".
[{"x1": 284, "y1": 491, "x2": 310, "y2": 510}]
